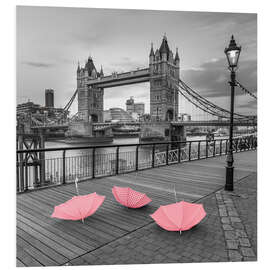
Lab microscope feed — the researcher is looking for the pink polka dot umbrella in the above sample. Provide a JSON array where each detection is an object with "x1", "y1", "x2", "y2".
[
  {"x1": 150, "y1": 201, "x2": 206, "y2": 233},
  {"x1": 112, "y1": 186, "x2": 152, "y2": 208}
]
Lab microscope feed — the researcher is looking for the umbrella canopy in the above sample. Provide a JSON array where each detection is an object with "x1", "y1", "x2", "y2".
[
  {"x1": 150, "y1": 201, "x2": 206, "y2": 232},
  {"x1": 51, "y1": 192, "x2": 105, "y2": 222},
  {"x1": 112, "y1": 186, "x2": 152, "y2": 208}
]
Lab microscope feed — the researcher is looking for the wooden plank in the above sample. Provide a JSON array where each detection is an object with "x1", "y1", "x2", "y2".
[
  {"x1": 17, "y1": 200, "x2": 120, "y2": 243},
  {"x1": 16, "y1": 258, "x2": 25, "y2": 267},
  {"x1": 17, "y1": 207, "x2": 98, "y2": 250},
  {"x1": 17, "y1": 214, "x2": 85, "y2": 256},
  {"x1": 17, "y1": 235, "x2": 58, "y2": 266},
  {"x1": 16, "y1": 245, "x2": 43, "y2": 267},
  {"x1": 17, "y1": 227, "x2": 68, "y2": 265},
  {"x1": 17, "y1": 219, "x2": 77, "y2": 260}
]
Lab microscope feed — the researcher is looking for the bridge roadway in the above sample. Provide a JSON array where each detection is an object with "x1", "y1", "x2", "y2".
[
  {"x1": 16, "y1": 150, "x2": 256, "y2": 267},
  {"x1": 29, "y1": 119, "x2": 257, "y2": 130}
]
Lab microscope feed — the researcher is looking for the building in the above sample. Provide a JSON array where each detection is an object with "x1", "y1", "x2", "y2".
[
  {"x1": 45, "y1": 89, "x2": 54, "y2": 108},
  {"x1": 17, "y1": 89, "x2": 68, "y2": 122},
  {"x1": 126, "y1": 97, "x2": 145, "y2": 116},
  {"x1": 179, "y1": 113, "x2": 191, "y2": 121},
  {"x1": 17, "y1": 101, "x2": 41, "y2": 116},
  {"x1": 103, "y1": 108, "x2": 134, "y2": 123}
]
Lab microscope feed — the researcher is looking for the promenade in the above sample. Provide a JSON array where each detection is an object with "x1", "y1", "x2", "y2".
[{"x1": 16, "y1": 150, "x2": 257, "y2": 266}]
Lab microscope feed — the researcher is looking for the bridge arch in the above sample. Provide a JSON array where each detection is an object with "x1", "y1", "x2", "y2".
[
  {"x1": 165, "y1": 109, "x2": 174, "y2": 121},
  {"x1": 90, "y1": 114, "x2": 99, "y2": 123}
]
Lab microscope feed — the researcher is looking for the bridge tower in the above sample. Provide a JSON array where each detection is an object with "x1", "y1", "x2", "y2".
[
  {"x1": 149, "y1": 35, "x2": 180, "y2": 121},
  {"x1": 77, "y1": 57, "x2": 104, "y2": 122}
]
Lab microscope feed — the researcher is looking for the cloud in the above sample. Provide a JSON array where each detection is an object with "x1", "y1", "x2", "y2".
[
  {"x1": 106, "y1": 57, "x2": 148, "y2": 74},
  {"x1": 181, "y1": 57, "x2": 257, "y2": 99},
  {"x1": 22, "y1": 61, "x2": 55, "y2": 68}
]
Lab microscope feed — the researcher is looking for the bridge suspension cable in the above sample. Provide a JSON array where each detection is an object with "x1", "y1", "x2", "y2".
[
  {"x1": 176, "y1": 84, "x2": 231, "y2": 119},
  {"x1": 177, "y1": 79, "x2": 252, "y2": 120},
  {"x1": 179, "y1": 80, "x2": 249, "y2": 118},
  {"x1": 235, "y1": 80, "x2": 257, "y2": 100},
  {"x1": 63, "y1": 89, "x2": 78, "y2": 111}
]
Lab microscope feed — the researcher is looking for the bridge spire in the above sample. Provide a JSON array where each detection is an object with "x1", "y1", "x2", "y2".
[
  {"x1": 100, "y1": 65, "x2": 104, "y2": 77},
  {"x1": 175, "y1": 47, "x2": 180, "y2": 61},
  {"x1": 159, "y1": 34, "x2": 170, "y2": 56},
  {"x1": 149, "y1": 42, "x2": 154, "y2": 57}
]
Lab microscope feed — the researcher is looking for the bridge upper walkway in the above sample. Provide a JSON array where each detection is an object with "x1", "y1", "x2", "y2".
[{"x1": 87, "y1": 68, "x2": 150, "y2": 88}]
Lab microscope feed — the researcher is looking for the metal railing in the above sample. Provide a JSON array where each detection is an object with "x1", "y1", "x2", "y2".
[{"x1": 16, "y1": 135, "x2": 257, "y2": 193}]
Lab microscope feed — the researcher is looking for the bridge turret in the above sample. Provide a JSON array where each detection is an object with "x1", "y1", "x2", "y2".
[
  {"x1": 174, "y1": 47, "x2": 180, "y2": 66},
  {"x1": 99, "y1": 65, "x2": 104, "y2": 77},
  {"x1": 149, "y1": 43, "x2": 155, "y2": 74},
  {"x1": 159, "y1": 34, "x2": 170, "y2": 62},
  {"x1": 149, "y1": 42, "x2": 154, "y2": 63}
]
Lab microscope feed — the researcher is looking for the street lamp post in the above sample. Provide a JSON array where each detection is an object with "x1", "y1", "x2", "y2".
[{"x1": 224, "y1": 35, "x2": 241, "y2": 191}]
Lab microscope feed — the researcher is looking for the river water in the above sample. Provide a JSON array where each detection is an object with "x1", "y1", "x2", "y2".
[{"x1": 44, "y1": 136, "x2": 210, "y2": 159}]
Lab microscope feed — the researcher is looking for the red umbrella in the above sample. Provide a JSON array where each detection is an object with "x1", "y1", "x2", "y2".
[
  {"x1": 51, "y1": 192, "x2": 105, "y2": 223},
  {"x1": 150, "y1": 201, "x2": 206, "y2": 233},
  {"x1": 112, "y1": 186, "x2": 152, "y2": 208}
]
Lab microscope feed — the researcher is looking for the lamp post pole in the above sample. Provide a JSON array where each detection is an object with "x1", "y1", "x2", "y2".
[
  {"x1": 224, "y1": 35, "x2": 241, "y2": 191},
  {"x1": 225, "y1": 69, "x2": 236, "y2": 191}
]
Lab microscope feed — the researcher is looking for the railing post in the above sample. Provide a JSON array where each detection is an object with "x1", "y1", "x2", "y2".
[
  {"x1": 213, "y1": 140, "x2": 216, "y2": 157},
  {"x1": 178, "y1": 142, "x2": 181, "y2": 163},
  {"x1": 198, "y1": 141, "x2": 201, "y2": 160},
  {"x1": 220, "y1": 140, "x2": 222, "y2": 155},
  {"x1": 24, "y1": 160, "x2": 28, "y2": 191},
  {"x1": 116, "y1": 146, "x2": 119, "y2": 175},
  {"x1": 62, "y1": 150, "x2": 66, "y2": 184},
  {"x1": 166, "y1": 144, "x2": 169, "y2": 165},
  {"x1": 206, "y1": 140, "x2": 208, "y2": 158},
  {"x1": 92, "y1": 148, "x2": 96, "y2": 178},
  {"x1": 135, "y1": 145, "x2": 139, "y2": 171},
  {"x1": 188, "y1": 142, "x2": 192, "y2": 161},
  {"x1": 152, "y1": 144, "x2": 155, "y2": 168}
]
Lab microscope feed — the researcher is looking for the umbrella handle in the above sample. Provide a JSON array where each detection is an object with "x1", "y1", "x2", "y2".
[{"x1": 75, "y1": 177, "x2": 79, "y2": 196}]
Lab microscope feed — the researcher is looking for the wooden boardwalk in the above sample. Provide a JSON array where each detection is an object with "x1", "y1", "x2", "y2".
[{"x1": 16, "y1": 150, "x2": 257, "y2": 267}]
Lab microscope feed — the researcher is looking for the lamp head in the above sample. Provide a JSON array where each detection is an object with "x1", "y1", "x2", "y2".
[{"x1": 224, "y1": 35, "x2": 241, "y2": 70}]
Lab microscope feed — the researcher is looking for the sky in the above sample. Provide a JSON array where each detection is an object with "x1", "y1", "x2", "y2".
[{"x1": 17, "y1": 6, "x2": 257, "y2": 117}]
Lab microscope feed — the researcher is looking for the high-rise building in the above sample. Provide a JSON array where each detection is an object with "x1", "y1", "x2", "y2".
[
  {"x1": 45, "y1": 89, "x2": 54, "y2": 108},
  {"x1": 126, "y1": 97, "x2": 145, "y2": 116}
]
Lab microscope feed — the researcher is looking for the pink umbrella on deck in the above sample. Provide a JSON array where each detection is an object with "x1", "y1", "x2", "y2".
[
  {"x1": 112, "y1": 186, "x2": 152, "y2": 208},
  {"x1": 150, "y1": 201, "x2": 206, "y2": 233},
  {"x1": 51, "y1": 178, "x2": 105, "y2": 222}
]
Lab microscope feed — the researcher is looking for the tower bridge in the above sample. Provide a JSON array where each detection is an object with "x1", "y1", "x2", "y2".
[
  {"x1": 77, "y1": 35, "x2": 180, "y2": 124},
  {"x1": 20, "y1": 35, "x2": 256, "y2": 142}
]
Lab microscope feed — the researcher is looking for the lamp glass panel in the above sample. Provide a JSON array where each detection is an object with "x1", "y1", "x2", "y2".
[{"x1": 227, "y1": 49, "x2": 240, "y2": 67}]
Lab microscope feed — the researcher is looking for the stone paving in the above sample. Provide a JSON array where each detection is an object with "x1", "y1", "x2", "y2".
[
  {"x1": 216, "y1": 173, "x2": 257, "y2": 262},
  {"x1": 68, "y1": 172, "x2": 257, "y2": 265}
]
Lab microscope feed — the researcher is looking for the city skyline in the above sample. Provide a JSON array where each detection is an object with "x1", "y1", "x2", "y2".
[{"x1": 17, "y1": 6, "x2": 257, "y2": 117}]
